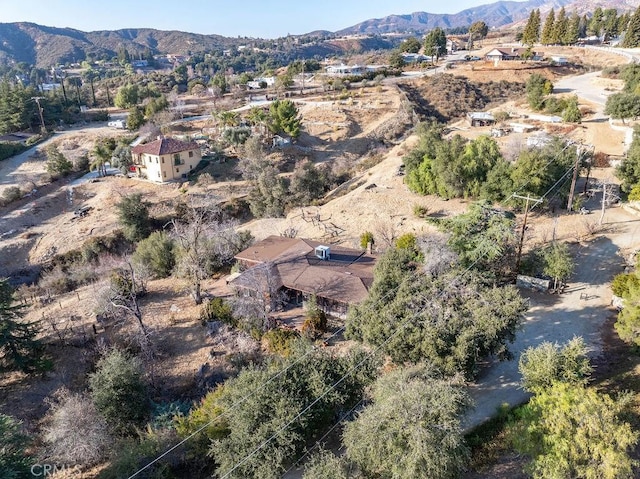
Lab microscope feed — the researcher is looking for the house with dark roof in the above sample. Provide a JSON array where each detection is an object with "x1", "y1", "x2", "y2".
[
  {"x1": 130, "y1": 136, "x2": 201, "y2": 183},
  {"x1": 485, "y1": 47, "x2": 544, "y2": 62},
  {"x1": 232, "y1": 236, "x2": 377, "y2": 318}
]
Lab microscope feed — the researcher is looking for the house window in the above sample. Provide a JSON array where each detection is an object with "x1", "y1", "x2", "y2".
[
  {"x1": 163, "y1": 171, "x2": 166, "y2": 178},
  {"x1": 161, "y1": 157, "x2": 165, "y2": 164},
  {"x1": 173, "y1": 153, "x2": 184, "y2": 166},
  {"x1": 188, "y1": 151, "x2": 194, "y2": 158},
  {"x1": 190, "y1": 165, "x2": 193, "y2": 170},
  {"x1": 176, "y1": 168, "x2": 179, "y2": 173},
  {"x1": 156, "y1": 157, "x2": 159, "y2": 163},
  {"x1": 157, "y1": 171, "x2": 161, "y2": 178}
]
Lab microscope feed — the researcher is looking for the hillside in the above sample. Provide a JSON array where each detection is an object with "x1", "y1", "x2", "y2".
[
  {"x1": 337, "y1": 0, "x2": 640, "y2": 34},
  {"x1": 1, "y1": 0, "x2": 640, "y2": 68}
]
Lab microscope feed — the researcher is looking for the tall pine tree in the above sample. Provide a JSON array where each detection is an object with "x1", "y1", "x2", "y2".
[
  {"x1": 0, "y1": 279, "x2": 45, "y2": 373},
  {"x1": 564, "y1": 11, "x2": 580, "y2": 45},
  {"x1": 553, "y1": 7, "x2": 568, "y2": 45},
  {"x1": 541, "y1": 8, "x2": 556, "y2": 45},
  {"x1": 623, "y1": 7, "x2": 640, "y2": 48},
  {"x1": 522, "y1": 9, "x2": 541, "y2": 46}
]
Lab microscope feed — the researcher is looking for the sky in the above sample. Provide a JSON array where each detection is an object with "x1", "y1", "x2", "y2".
[{"x1": 0, "y1": 0, "x2": 492, "y2": 38}]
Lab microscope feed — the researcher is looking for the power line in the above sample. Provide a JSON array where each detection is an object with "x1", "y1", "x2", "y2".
[
  {"x1": 218, "y1": 257, "x2": 486, "y2": 479},
  {"x1": 127, "y1": 140, "x2": 578, "y2": 478}
]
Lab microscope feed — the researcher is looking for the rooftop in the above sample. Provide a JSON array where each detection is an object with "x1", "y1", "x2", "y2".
[
  {"x1": 233, "y1": 236, "x2": 377, "y2": 305},
  {"x1": 131, "y1": 137, "x2": 199, "y2": 156}
]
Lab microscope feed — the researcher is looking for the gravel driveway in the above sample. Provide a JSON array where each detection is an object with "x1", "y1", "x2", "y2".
[{"x1": 465, "y1": 205, "x2": 640, "y2": 429}]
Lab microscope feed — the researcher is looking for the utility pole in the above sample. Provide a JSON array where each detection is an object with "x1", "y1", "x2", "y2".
[
  {"x1": 513, "y1": 194, "x2": 543, "y2": 274},
  {"x1": 600, "y1": 179, "x2": 607, "y2": 225},
  {"x1": 566, "y1": 146, "x2": 582, "y2": 212},
  {"x1": 31, "y1": 97, "x2": 46, "y2": 133}
]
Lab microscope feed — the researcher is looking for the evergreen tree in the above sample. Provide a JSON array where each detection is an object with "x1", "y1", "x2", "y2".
[
  {"x1": 564, "y1": 11, "x2": 580, "y2": 45},
  {"x1": 522, "y1": 9, "x2": 541, "y2": 46},
  {"x1": 603, "y1": 8, "x2": 620, "y2": 41},
  {"x1": 624, "y1": 7, "x2": 640, "y2": 48},
  {"x1": 579, "y1": 14, "x2": 589, "y2": 38},
  {"x1": 541, "y1": 8, "x2": 556, "y2": 45},
  {"x1": 553, "y1": 7, "x2": 568, "y2": 44},
  {"x1": 423, "y1": 27, "x2": 447, "y2": 63},
  {"x1": 589, "y1": 7, "x2": 604, "y2": 36},
  {"x1": 0, "y1": 278, "x2": 46, "y2": 373}
]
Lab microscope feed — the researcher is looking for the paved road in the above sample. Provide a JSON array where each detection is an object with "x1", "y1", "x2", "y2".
[
  {"x1": 465, "y1": 203, "x2": 640, "y2": 429},
  {"x1": 554, "y1": 71, "x2": 610, "y2": 115}
]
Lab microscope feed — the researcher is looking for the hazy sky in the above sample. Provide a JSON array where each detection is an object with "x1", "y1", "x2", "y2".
[{"x1": 1, "y1": 0, "x2": 494, "y2": 38}]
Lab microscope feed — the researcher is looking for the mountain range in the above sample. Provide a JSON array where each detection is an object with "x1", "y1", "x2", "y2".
[{"x1": 1, "y1": 0, "x2": 639, "y2": 68}]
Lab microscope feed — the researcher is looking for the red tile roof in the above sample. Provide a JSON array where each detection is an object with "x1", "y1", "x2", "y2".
[{"x1": 131, "y1": 137, "x2": 199, "y2": 156}]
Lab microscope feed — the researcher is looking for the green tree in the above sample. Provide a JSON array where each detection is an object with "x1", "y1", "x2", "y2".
[
  {"x1": 288, "y1": 160, "x2": 331, "y2": 206},
  {"x1": 400, "y1": 36, "x2": 422, "y2": 53},
  {"x1": 603, "y1": 8, "x2": 620, "y2": 41},
  {"x1": 589, "y1": 7, "x2": 604, "y2": 36},
  {"x1": 0, "y1": 278, "x2": 45, "y2": 373},
  {"x1": 623, "y1": 6, "x2": 640, "y2": 47},
  {"x1": 541, "y1": 8, "x2": 556, "y2": 45},
  {"x1": 248, "y1": 165, "x2": 289, "y2": 218},
  {"x1": 513, "y1": 382, "x2": 638, "y2": 479},
  {"x1": 91, "y1": 137, "x2": 115, "y2": 177},
  {"x1": 89, "y1": 349, "x2": 149, "y2": 435},
  {"x1": 388, "y1": 50, "x2": 405, "y2": 69},
  {"x1": 0, "y1": 413, "x2": 32, "y2": 478},
  {"x1": 115, "y1": 193, "x2": 151, "y2": 242},
  {"x1": 615, "y1": 279, "x2": 640, "y2": 346},
  {"x1": 469, "y1": 21, "x2": 489, "y2": 45},
  {"x1": 541, "y1": 241, "x2": 574, "y2": 290},
  {"x1": 131, "y1": 231, "x2": 175, "y2": 278},
  {"x1": 210, "y1": 72, "x2": 228, "y2": 94},
  {"x1": 522, "y1": 9, "x2": 541, "y2": 46},
  {"x1": 553, "y1": 7, "x2": 568, "y2": 45},
  {"x1": 617, "y1": 126, "x2": 640, "y2": 192},
  {"x1": 562, "y1": 95, "x2": 582, "y2": 123},
  {"x1": 45, "y1": 145, "x2": 73, "y2": 177},
  {"x1": 518, "y1": 337, "x2": 592, "y2": 393},
  {"x1": 605, "y1": 92, "x2": 640, "y2": 123},
  {"x1": 526, "y1": 74, "x2": 553, "y2": 111},
  {"x1": 193, "y1": 347, "x2": 378, "y2": 478},
  {"x1": 114, "y1": 84, "x2": 139, "y2": 109},
  {"x1": 564, "y1": 11, "x2": 580, "y2": 45},
  {"x1": 346, "y1": 247, "x2": 527, "y2": 378},
  {"x1": 343, "y1": 365, "x2": 470, "y2": 479},
  {"x1": 303, "y1": 450, "x2": 352, "y2": 479},
  {"x1": 423, "y1": 27, "x2": 447, "y2": 63},
  {"x1": 126, "y1": 106, "x2": 145, "y2": 130},
  {"x1": 268, "y1": 99, "x2": 301, "y2": 139}
]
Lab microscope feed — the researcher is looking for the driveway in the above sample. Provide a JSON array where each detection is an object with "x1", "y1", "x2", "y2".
[{"x1": 465, "y1": 205, "x2": 640, "y2": 429}]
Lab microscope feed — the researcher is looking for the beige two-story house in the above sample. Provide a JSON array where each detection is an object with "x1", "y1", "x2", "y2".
[{"x1": 131, "y1": 137, "x2": 202, "y2": 183}]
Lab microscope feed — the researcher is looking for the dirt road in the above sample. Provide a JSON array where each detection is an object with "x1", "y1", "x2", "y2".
[{"x1": 465, "y1": 203, "x2": 640, "y2": 429}]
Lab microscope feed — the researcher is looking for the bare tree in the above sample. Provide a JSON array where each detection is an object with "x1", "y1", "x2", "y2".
[
  {"x1": 230, "y1": 262, "x2": 287, "y2": 332},
  {"x1": 94, "y1": 256, "x2": 149, "y2": 333},
  {"x1": 172, "y1": 198, "x2": 247, "y2": 304}
]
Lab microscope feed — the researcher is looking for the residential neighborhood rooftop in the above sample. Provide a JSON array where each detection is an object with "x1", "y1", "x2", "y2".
[{"x1": 131, "y1": 137, "x2": 199, "y2": 156}]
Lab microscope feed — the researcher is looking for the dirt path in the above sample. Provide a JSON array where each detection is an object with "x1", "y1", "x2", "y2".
[{"x1": 465, "y1": 204, "x2": 640, "y2": 429}]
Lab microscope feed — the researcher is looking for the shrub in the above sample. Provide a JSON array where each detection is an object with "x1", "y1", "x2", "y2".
[
  {"x1": 199, "y1": 297, "x2": 235, "y2": 326},
  {"x1": 0, "y1": 142, "x2": 27, "y2": 161},
  {"x1": 612, "y1": 273, "x2": 640, "y2": 297},
  {"x1": 89, "y1": 349, "x2": 149, "y2": 435},
  {"x1": 301, "y1": 296, "x2": 327, "y2": 340},
  {"x1": 45, "y1": 145, "x2": 73, "y2": 178},
  {"x1": 518, "y1": 337, "x2": 592, "y2": 393},
  {"x1": 98, "y1": 427, "x2": 175, "y2": 479},
  {"x1": 43, "y1": 389, "x2": 111, "y2": 466},
  {"x1": 413, "y1": 204, "x2": 430, "y2": 218},
  {"x1": 395, "y1": 233, "x2": 417, "y2": 251},
  {"x1": 116, "y1": 193, "x2": 152, "y2": 242},
  {"x1": 262, "y1": 328, "x2": 300, "y2": 357},
  {"x1": 2, "y1": 186, "x2": 23, "y2": 204},
  {"x1": 132, "y1": 231, "x2": 175, "y2": 278},
  {"x1": 359, "y1": 231, "x2": 374, "y2": 249}
]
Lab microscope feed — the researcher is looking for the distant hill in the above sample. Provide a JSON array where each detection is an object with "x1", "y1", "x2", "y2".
[
  {"x1": 337, "y1": 0, "x2": 639, "y2": 34},
  {"x1": 0, "y1": 23, "x2": 235, "y2": 68},
  {"x1": 1, "y1": 0, "x2": 640, "y2": 68}
]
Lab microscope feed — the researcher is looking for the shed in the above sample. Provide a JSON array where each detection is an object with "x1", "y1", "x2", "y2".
[{"x1": 467, "y1": 112, "x2": 495, "y2": 127}]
